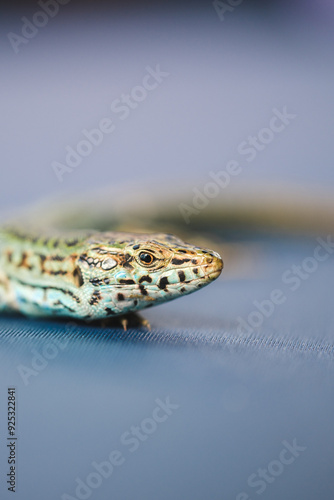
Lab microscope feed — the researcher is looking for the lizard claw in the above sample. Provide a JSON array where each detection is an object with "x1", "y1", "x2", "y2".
[
  {"x1": 121, "y1": 317, "x2": 128, "y2": 331},
  {"x1": 139, "y1": 317, "x2": 151, "y2": 331}
]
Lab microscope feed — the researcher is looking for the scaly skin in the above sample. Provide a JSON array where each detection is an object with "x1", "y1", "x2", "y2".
[{"x1": 0, "y1": 228, "x2": 223, "y2": 323}]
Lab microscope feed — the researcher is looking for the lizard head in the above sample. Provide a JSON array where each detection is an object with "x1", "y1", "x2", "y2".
[{"x1": 77, "y1": 232, "x2": 223, "y2": 317}]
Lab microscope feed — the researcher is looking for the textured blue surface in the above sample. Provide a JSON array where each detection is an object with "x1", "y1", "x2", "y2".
[{"x1": 0, "y1": 240, "x2": 333, "y2": 500}]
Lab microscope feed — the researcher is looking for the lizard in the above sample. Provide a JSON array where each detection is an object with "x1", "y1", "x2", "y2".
[{"x1": 0, "y1": 227, "x2": 223, "y2": 329}]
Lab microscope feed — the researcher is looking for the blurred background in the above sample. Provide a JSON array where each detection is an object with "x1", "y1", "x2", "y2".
[
  {"x1": 1, "y1": 0, "x2": 334, "y2": 224},
  {"x1": 1, "y1": 1, "x2": 334, "y2": 499}
]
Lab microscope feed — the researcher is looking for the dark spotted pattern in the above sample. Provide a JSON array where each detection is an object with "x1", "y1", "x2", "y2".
[
  {"x1": 119, "y1": 279, "x2": 135, "y2": 285},
  {"x1": 158, "y1": 277, "x2": 169, "y2": 290},
  {"x1": 65, "y1": 239, "x2": 79, "y2": 247},
  {"x1": 139, "y1": 275, "x2": 152, "y2": 284},
  {"x1": 73, "y1": 267, "x2": 84, "y2": 287},
  {"x1": 50, "y1": 255, "x2": 65, "y2": 262},
  {"x1": 89, "y1": 291, "x2": 102, "y2": 306},
  {"x1": 178, "y1": 270, "x2": 186, "y2": 282},
  {"x1": 171, "y1": 257, "x2": 191, "y2": 265},
  {"x1": 49, "y1": 270, "x2": 67, "y2": 276},
  {"x1": 18, "y1": 251, "x2": 33, "y2": 270},
  {"x1": 139, "y1": 284, "x2": 148, "y2": 296},
  {"x1": 105, "y1": 307, "x2": 116, "y2": 316},
  {"x1": 90, "y1": 278, "x2": 103, "y2": 286}
]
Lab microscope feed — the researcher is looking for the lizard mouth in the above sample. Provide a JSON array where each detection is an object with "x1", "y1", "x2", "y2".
[
  {"x1": 174, "y1": 258, "x2": 224, "y2": 286},
  {"x1": 199, "y1": 254, "x2": 224, "y2": 280},
  {"x1": 205, "y1": 268, "x2": 222, "y2": 280}
]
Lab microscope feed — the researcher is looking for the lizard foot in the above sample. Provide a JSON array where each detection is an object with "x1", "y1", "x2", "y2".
[{"x1": 101, "y1": 312, "x2": 151, "y2": 331}]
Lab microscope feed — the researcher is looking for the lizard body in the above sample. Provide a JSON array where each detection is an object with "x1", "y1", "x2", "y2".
[{"x1": 0, "y1": 228, "x2": 223, "y2": 322}]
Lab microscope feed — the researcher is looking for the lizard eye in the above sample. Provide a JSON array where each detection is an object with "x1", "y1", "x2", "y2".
[{"x1": 139, "y1": 252, "x2": 155, "y2": 266}]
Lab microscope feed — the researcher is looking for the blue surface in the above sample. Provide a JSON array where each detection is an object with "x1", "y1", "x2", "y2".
[{"x1": 1, "y1": 240, "x2": 333, "y2": 500}]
